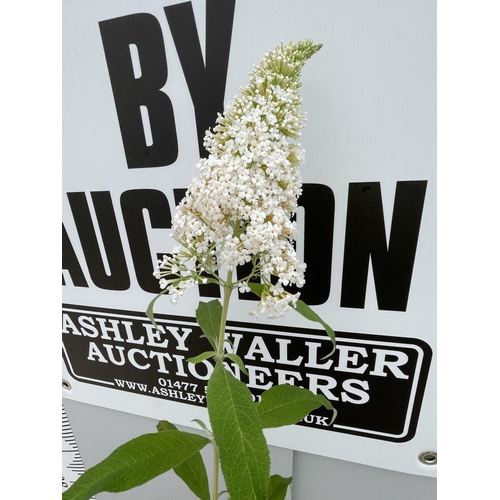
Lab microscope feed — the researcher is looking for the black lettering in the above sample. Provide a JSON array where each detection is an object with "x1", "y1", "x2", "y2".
[
  {"x1": 164, "y1": 0, "x2": 235, "y2": 157},
  {"x1": 67, "y1": 192, "x2": 130, "y2": 290},
  {"x1": 291, "y1": 183, "x2": 335, "y2": 305},
  {"x1": 62, "y1": 223, "x2": 88, "y2": 287},
  {"x1": 99, "y1": 13, "x2": 178, "y2": 168},
  {"x1": 120, "y1": 189, "x2": 172, "y2": 293},
  {"x1": 340, "y1": 181, "x2": 427, "y2": 311},
  {"x1": 173, "y1": 188, "x2": 186, "y2": 206}
]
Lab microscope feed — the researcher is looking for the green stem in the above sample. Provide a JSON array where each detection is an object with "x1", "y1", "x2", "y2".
[
  {"x1": 216, "y1": 270, "x2": 233, "y2": 358},
  {"x1": 212, "y1": 445, "x2": 220, "y2": 500},
  {"x1": 212, "y1": 270, "x2": 233, "y2": 500}
]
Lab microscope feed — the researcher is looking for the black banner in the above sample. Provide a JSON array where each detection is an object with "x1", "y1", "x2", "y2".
[{"x1": 62, "y1": 304, "x2": 432, "y2": 442}]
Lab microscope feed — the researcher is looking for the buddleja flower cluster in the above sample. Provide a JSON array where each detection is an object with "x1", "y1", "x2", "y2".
[{"x1": 154, "y1": 40, "x2": 321, "y2": 317}]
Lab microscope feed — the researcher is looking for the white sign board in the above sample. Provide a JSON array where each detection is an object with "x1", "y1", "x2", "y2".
[{"x1": 62, "y1": 0, "x2": 436, "y2": 477}]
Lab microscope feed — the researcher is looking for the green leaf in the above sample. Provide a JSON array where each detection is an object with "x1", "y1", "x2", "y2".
[
  {"x1": 62, "y1": 430, "x2": 210, "y2": 500},
  {"x1": 247, "y1": 282, "x2": 265, "y2": 298},
  {"x1": 257, "y1": 384, "x2": 334, "y2": 429},
  {"x1": 172, "y1": 450, "x2": 211, "y2": 500},
  {"x1": 293, "y1": 300, "x2": 336, "y2": 356},
  {"x1": 187, "y1": 350, "x2": 217, "y2": 364},
  {"x1": 145, "y1": 288, "x2": 170, "y2": 330},
  {"x1": 247, "y1": 283, "x2": 336, "y2": 357},
  {"x1": 196, "y1": 299, "x2": 223, "y2": 349},
  {"x1": 223, "y1": 353, "x2": 249, "y2": 376},
  {"x1": 156, "y1": 420, "x2": 177, "y2": 432},
  {"x1": 156, "y1": 421, "x2": 211, "y2": 500},
  {"x1": 207, "y1": 362, "x2": 270, "y2": 500},
  {"x1": 267, "y1": 474, "x2": 293, "y2": 500}
]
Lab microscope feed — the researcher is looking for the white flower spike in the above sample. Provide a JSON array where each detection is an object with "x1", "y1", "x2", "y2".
[{"x1": 154, "y1": 40, "x2": 322, "y2": 316}]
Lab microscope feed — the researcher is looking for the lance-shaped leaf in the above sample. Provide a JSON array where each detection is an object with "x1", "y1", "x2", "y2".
[
  {"x1": 207, "y1": 362, "x2": 270, "y2": 500},
  {"x1": 257, "y1": 384, "x2": 334, "y2": 429},
  {"x1": 187, "y1": 350, "x2": 217, "y2": 364},
  {"x1": 223, "y1": 353, "x2": 249, "y2": 376},
  {"x1": 196, "y1": 299, "x2": 223, "y2": 349},
  {"x1": 268, "y1": 474, "x2": 293, "y2": 500},
  {"x1": 293, "y1": 300, "x2": 336, "y2": 355},
  {"x1": 156, "y1": 421, "x2": 210, "y2": 500},
  {"x1": 145, "y1": 288, "x2": 170, "y2": 330},
  {"x1": 247, "y1": 282, "x2": 265, "y2": 299},
  {"x1": 248, "y1": 283, "x2": 336, "y2": 356},
  {"x1": 62, "y1": 430, "x2": 210, "y2": 500}
]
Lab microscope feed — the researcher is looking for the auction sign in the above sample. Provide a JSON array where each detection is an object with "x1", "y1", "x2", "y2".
[{"x1": 62, "y1": 0, "x2": 436, "y2": 477}]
